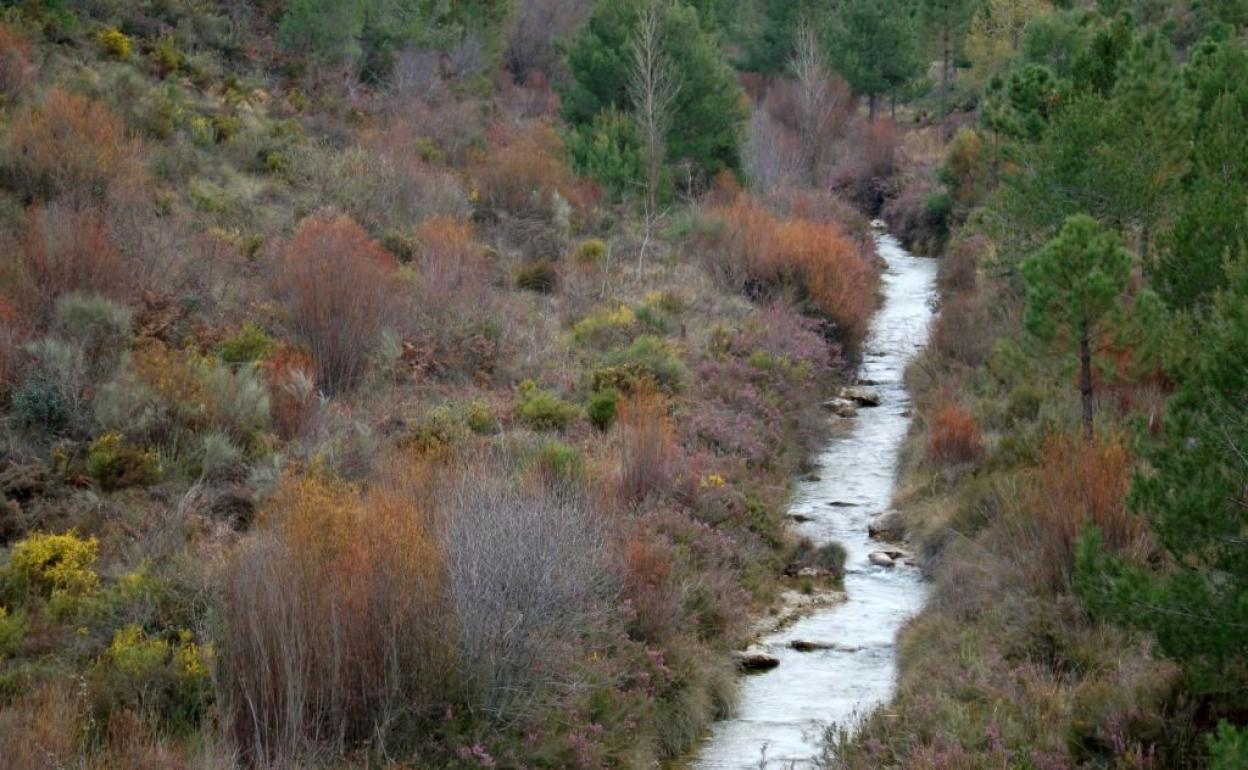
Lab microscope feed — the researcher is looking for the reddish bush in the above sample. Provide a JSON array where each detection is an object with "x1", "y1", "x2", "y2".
[
  {"x1": 222, "y1": 470, "x2": 449, "y2": 761},
  {"x1": 707, "y1": 197, "x2": 878, "y2": 348},
  {"x1": 261, "y1": 345, "x2": 318, "y2": 440},
  {"x1": 415, "y1": 216, "x2": 488, "y2": 304},
  {"x1": 614, "y1": 391, "x2": 679, "y2": 505},
  {"x1": 6, "y1": 87, "x2": 144, "y2": 200},
  {"x1": 0, "y1": 24, "x2": 34, "y2": 102},
  {"x1": 475, "y1": 121, "x2": 595, "y2": 218},
  {"x1": 272, "y1": 215, "x2": 401, "y2": 394},
  {"x1": 14, "y1": 203, "x2": 127, "y2": 320},
  {"x1": 1012, "y1": 433, "x2": 1151, "y2": 589},
  {"x1": 618, "y1": 529, "x2": 681, "y2": 643},
  {"x1": 927, "y1": 400, "x2": 983, "y2": 467}
]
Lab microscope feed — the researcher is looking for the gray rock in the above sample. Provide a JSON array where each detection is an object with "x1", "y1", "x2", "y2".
[
  {"x1": 840, "y1": 386, "x2": 882, "y2": 407},
  {"x1": 735, "y1": 650, "x2": 781, "y2": 672},
  {"x1": 823, "y1": 398, "x2": 858, "y2": 417},
  {"x1": 868, "y1": 551, "x2": 896, "y2": 568},
  {"x1": 868, "y1": 511, "x2": 905, "y2": 541}
]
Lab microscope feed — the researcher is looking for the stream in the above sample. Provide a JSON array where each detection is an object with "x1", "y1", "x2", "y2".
[{"x1": 690, "y1": 229, "x2": 939, "y2": 769}]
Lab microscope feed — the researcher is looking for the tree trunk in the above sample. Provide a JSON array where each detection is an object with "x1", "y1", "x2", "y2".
[
  {"x1": 1079, "y1": 325, "x2": 1094, "y2": 443},
  {"x1": 890, "y1": 90, "x2": 896, "y2": 120},
  {"x1": 868, "y1": 92, "x2": 877, "y2": 121}
]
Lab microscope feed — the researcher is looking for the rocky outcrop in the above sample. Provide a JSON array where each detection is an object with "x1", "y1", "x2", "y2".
[
  {"x1": 823, "y1": 398, "x2": 858, "y2": 417},
  {"x1": 868, "y1": 510, "x2": 906, "y2": 542}
]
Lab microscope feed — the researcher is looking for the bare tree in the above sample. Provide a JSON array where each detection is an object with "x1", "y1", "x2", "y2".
[
  {"x1": 627, "y1": 0, "x2": 681, "y2": 272},
  {"x1": 789, "y1": 17, "x2": 853, "y2": 185}
]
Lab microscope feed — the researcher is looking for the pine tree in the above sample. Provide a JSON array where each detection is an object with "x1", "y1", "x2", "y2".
[{"x1": 1022, "y1": 214, "x2": 1133, "y2": 441}]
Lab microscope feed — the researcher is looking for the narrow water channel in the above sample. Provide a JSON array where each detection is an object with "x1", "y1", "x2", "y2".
[{"x1": 691, "y1": 230, "x2": 939, "y2": 769}]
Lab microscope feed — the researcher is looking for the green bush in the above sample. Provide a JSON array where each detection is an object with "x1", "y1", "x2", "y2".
[
  {"x1": 6, "y1": 531, "x2": 99, "y2": 603},
  {"x1": 587, "y1": 388, "x2": 620, "y2": 431},
  {"x1": 575, "y1": 238, "x2": 608, "y2": 264},
  {"x1": 572, "y1": 305, "x2": 636, "y2": 347},
  {"x1": 405, "y1": 406, "x2": 468, "y2": 453},
  {"x1": 11, "y1": 376, "x2": 71, "y2": 433},
  {"x1": 537, "y1": 439, "x2": 583, "y2": 481},
  {"x1": 87, "y1": 433, "x2": 163, "y2": 491},
  {"x1": 90, "y1": 625, "x2": 212, "y2": 737},
  {"x1": 97, "y1": 28, "x2": 132, "y2": 60},
  {"x1": 218, "y1": 322, "x2": 275, "y2": 364},
  {"x1": 196, "y1": 431, "x2": 245, "y2": 480},
  {"x1": 467, "y1": 400, "x2": 499, "y2": 434},
  {"x1": 54, "y1": 293, "x2": 131, "y2": 377},
  {"x1": 565, "y1": 109, "x2": 644, "y2": 201},
  {"x1": 0, "y1": 606, "x2": 26, "y2": 660},
  {"x1": 1209, "y1": 722, "x2": 1248, "y2": 770},
  {"x1": 514, "y1": 381, "x2": 579, "y2": 431},
  {"x1": 603, "y1": 336, "x2": 687, "y2": 393},
  {"x1": 516, "y1": 260, "x2": 558, "y2": 293}
]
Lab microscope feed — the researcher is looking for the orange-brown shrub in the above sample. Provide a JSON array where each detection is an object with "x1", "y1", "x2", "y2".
[
  {"x1": 272, "y1": 215, "x2": 401, "y2": 393},
  {"x1": 0, "y1": 23, "x2": 33, "y2": 102},
  {"x1": 474, "y1": 120, "x2": 594, "y2": 218},
  {"x1": 614, "y1": 390, "x2": 679, "y2": 505},
  {"x1": 708, "y1": 197, "x2": 878, "y2": 347},
  {"x1": 6, "y1": 87, "x2": 144, "y2": 200},
  {"x1": 14, "y1": 203, "x2": 127, "y2": 320},
  {"x1": 927, "y1": 400, "x2": 983, "y2": 467},
  {"x1": 618, "y1": 529, "x2": 681, "y2": 644},
  {"x1": 221, "y1": 469, "x2": 449, "y2": 762},
  {"x1": 261, "y1": 345, "x2": 318, "y2": 440},
  {"x1": 1010, "y1": 433, "x2": 1151, "y2": 590},
  {"x1": 415, "y1": 216, "x2": 489, "y2": 305}
]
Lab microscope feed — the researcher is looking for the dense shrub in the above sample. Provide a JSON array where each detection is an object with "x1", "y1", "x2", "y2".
[
  {"x1": 926, "y1": 400, "x2": 984, "y2": 467},
  {"x1": 221, "y1": 471, "x2": 449, "y2": 762},
  {"x1": 15, "y1": 205, "x2": 128, "y2": 321},
  {"x1": 5, "y1": 87, "x2": 144, "y2": 200},
  {"x1": 5, "y1": 531, "x2": 99, "y2": 602},
  {"x1": 513, "y1": 380, "x2": 578, "y2": 431},
  {"x1": 515, "y1": 259, "x2": 558, "y2": 293},
  {"x1": 475, "y1": 121, "x2": 592, "y2": 219},
  {"x1": 705, "y1": 197, "x2": 878, "y2": 348},
  {"x1": 12, "y1": 338, "x2": 87, "y2": 433},
  {"x1": 53, "y1": 293, "x2": 131, "y2": 379},
  {"x1": 0, "y1": 23, "x2": 33, "y2": 102},
  {"x1": 414, "y1": 216, "x2": 488, "y2": 309},
  {"x1": 272, "y1": 215, "x2": 401, "y2": 393},
  {"x1": 614, "y1": 391, "x2": 678, "y2": 504},
  {"x1": 1013, "y1": 433, "x2": 1150, "y2": 590},
  {"x1": 602, "y1": 335, "x2": 688, "y2": 394},
  {"x1": 87, "y1": 433, "x2": 162, "y2": 491},
  {"x1": 90, "y1": 625, "x2": 212, "y2": 737},
  {"x1": 217, "y1": 322, "x2": 275, "y2": 364},
  {"x1": 587, "y1": 387, "x2": 620, "y2": 431}
]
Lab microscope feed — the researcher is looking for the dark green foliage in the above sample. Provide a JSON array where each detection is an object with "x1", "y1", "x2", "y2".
[
  {"x1": 516, "y1": 260, "x2": 558, "y2": 293},
  {"x1": 1022, "y1": 214, "x2": 1132, "y2": 438},
  {"x1": 11, "y1": 376, "x2": 71, "y2": 434},
  {"x1": 562, "y1": 0, "x2": 748, "y2": 183},
  {"x1": 824, "y1": 0, "x2": 923, "y2": 115},
  {"x1": 587, "y1": 387, "x2": 620, "y2": 431},
  {"x1": 217, "y1": 322, "x2": 275, "y2": 364},
  {"x1": 565, "y1": 108, "x2": 646, "y2": 201},
  {"x1": 1076, "y1": 254, "x2": 1248, "y2": 706}
]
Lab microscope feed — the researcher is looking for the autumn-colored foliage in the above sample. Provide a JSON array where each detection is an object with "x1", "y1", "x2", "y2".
[
  {"x1": 272, "y1": 215, "x2": 400, "y2": 393},
  {"x1": 1016, "y1": 433, "x2": 1150, "y2": 589},
  {"x1": 926, "y1": 400, "x2": 983, "y2": 467},
  {"x1": 6, "y1": 87, "x2": 143, "y2": 199},
  {"x1": 222, "y1": 469, "x2": 448, "y2": 762},
  {"x1": 261, "y1": 345, "x2": 318, "y2": 440},
  {"x1": 619, "y1": 529, "x2": 680, "y2": 643},
  {"x1": 15, "y1": 204, "x2": 126, "y2": 320},
  {"x1": 614, "y1": 390, "x2": 679, "y2": 504},
  {"x1": 475, "y1": 121, "x2": 594, "y2": 217},
  {"x1": 709, "y1": 197, "x2": 878, "y2": 347},
  {"x1": 415, "y1": 216, "x2": 488, "y2": 304},
  {"x1": 0, "y1": 24, "x2": 33, "y2": 102}
]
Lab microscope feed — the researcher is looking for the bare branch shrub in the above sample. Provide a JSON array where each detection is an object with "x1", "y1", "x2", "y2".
[
  {"x1": 441, "y1": 462, "x2": 612, "y2": 721},
  {"x1": 270, "y1": 214, "x2": 402, "y2": 394}
]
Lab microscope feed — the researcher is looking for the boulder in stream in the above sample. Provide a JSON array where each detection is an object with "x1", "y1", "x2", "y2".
[
  {"x1": 822, "y1": 398, "x2": 858, "y2": 417},
  {"x1": 840, "y1": 386, "x2": 882, "y2": 407},
  {"x1": 735, "y1": 649, "x2": 781, "y2": 672},
  {"x1": 868, "y1": 551, "x2": 896, "y2": 568},
  {"x1": 868, "y1": 510, "x2": 905, "y2": 541}
]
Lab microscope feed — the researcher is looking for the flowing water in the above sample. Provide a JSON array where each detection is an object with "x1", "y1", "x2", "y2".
[{"x1": 690, "y1": 230, "x2": 938, "y2": 769}]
